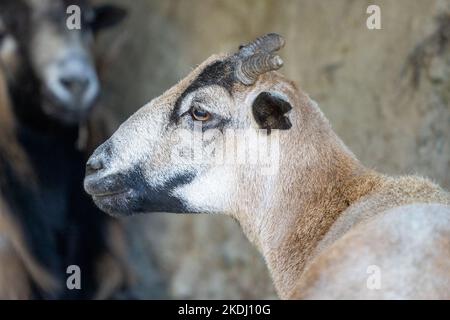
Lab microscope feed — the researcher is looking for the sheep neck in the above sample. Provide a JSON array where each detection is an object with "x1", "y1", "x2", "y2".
[{"x1": 236, "y1": 128, "x2": 382, "y2": 299}]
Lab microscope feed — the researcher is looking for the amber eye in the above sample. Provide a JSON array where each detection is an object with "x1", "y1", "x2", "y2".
[{"x1": 191, "y1": 107, "x2": 211, "y2": 122}]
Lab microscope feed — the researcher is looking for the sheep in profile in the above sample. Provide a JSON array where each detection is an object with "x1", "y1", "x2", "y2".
[
  {"x1": 84, "y1": 34, "x2": 450, "y2": 299},
  {"x1": 0, "y1": 0, "x2": 131, "y2": 299}
]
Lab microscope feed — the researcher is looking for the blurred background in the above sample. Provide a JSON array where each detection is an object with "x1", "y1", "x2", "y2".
[{"x1": 89, "y1": 0, "x2": 450, "y2": 299}]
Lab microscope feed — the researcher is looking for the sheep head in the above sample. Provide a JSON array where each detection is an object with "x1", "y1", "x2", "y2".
[{"x1": 84, "y1": 33, "x2": 308, "y2": 219}]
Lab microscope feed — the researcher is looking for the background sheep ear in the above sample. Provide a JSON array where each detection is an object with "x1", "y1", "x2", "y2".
[
  {"x1": 92, "y1": 5, "x2": 128, "y2": 32},
  {"x1": 252, "y1": 92, "x2": 292, "y2": 133},
  {"x1": 0, "y1": 18, "x2": 6, "y2": 45}
]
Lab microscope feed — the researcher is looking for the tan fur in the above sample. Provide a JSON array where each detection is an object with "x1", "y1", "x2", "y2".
[
  {"x1": 0, "y1": 198, "x2": 59, "y2": 298},
  {"x1": 0, "y1": 198, "x2": 31, "y2": 299},
  {"x1": 0, "y1": 239, "x2": 31, "y2": 299},
  {"x1": 292, "y1": 203, "x2": 450, "y2": 299},
  {"x1": 287, "y1": 177, "x2": 450, "y2": 299}
]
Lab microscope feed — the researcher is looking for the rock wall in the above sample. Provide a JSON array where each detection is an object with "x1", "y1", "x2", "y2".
[{"x1": 93, "y1": 0, "x2": 450, "y2": 298}]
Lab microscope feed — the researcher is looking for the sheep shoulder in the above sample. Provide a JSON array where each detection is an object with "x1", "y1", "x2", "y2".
[{"x1": 291, "y1": 176, "x2": 450, "y2": 299}]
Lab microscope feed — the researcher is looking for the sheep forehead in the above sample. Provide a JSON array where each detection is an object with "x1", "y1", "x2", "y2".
[
  {"x1": 26, "y1": 0, "x2": 53, "y2": 11},
  {"x1": 163, "y1": 53, "x2": 231, "y2": 97},
  {"x1": 170, "y1": 54, "x2": 236, "y2": 107},
  {"x1": 180, "y1": 85, "x2": 235, "y2": 118}
]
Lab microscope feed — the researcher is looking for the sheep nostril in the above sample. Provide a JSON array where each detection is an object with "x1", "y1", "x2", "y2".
[
  {"x1": 85, "y1": 156, "x2": 104, "y2": 176},
  {"x1": 60, "y1": 76, "x2": 89, "y2": 98}
]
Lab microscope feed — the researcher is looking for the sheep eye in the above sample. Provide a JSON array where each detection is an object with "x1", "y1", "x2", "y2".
[{"x1": 191, "y1": 107, "x2": 211, "y2": 122}]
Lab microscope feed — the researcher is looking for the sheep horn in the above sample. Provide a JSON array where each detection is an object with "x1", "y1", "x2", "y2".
[
  {"x1": 238, "y1": 33, "x2": 286, "y2": 57},
  {"x1": 236, "y1": 53, "x2": 284, "y2": 85},
  {"x1": 235, "y1": 33, "x2": 285, "y2": 85}
]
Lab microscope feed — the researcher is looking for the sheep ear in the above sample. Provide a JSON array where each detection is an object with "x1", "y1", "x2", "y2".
[
  {"x1": 92, "y1": 5, "x2": 127, "y2": 32},
  {"x1": 0, "y1": 18, "x2": 6, "y2": 45},
  {"x1": 252, "y1": 92, "x2": 292, "y2": 133}
]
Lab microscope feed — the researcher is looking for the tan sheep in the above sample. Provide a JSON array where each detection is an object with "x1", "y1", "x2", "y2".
[{"x1": 85, "y1": 34, "x2": 450, "y2": 299}]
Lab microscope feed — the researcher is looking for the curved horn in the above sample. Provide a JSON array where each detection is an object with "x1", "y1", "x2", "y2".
[
  {"x1": 238, "y1": 33, "x2": 286, "y2": 57},
  {"x1": 235, "y1": 33, "x2": 285, "y2": 85},
  {"x1": 235, "y1": 54, "x2": 284, "y2": 85}
]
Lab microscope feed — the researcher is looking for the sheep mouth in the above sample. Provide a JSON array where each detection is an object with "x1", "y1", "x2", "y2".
[
  {"x1": 91, "y1": 189, "x2": 137, "y2": 217},
  {"x1": 84, "y1": 173, "x2": 135, "y2": 216},
  {"x1": 84, "y1": 168, "x2": 197, "y2": 216},
  {"x1": 41, "y1": 90, "x2": 95, "y2": 124},
  {"x1": 92, "y1": 189, "x2": 130, "y2": 199}
]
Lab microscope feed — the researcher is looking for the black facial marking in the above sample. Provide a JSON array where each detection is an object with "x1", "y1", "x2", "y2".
[
  {"x1": 252, "y1": 92, "x2": 292, "y2": 134},
  {"x1": 93, "y1": 167, "x2": 198, "y2": 216},
  {"x1": 132, "y1": 168, "x2": 196, "y2": 214},
  {"x1": 170, "y1": 59, "x2": 237, "y2": 123},
  {"x1": 0, "y1": 1, "x2": 31, "y2": 50}
]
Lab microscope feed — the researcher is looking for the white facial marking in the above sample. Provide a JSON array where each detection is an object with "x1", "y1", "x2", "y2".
[
  {"x1": 44, "y1": 52, "x2": 99, "y2": 109},
  {"x1": 172, "y1": 166, "x2": 235, "y2": 213}
]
